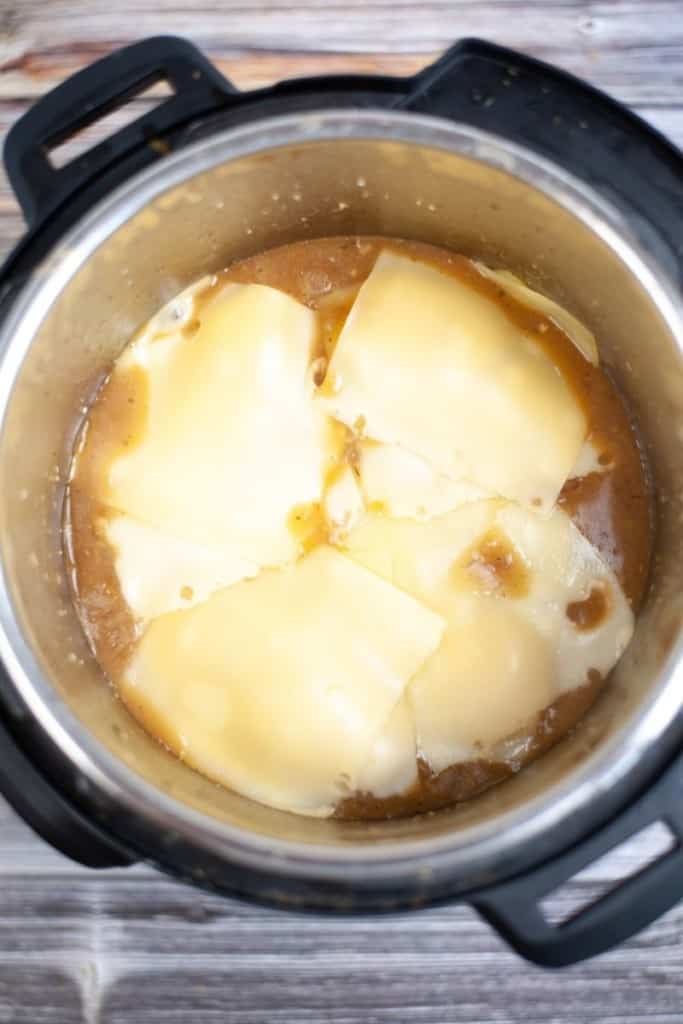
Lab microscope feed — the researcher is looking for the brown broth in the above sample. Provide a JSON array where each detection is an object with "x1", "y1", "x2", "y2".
[
  {"x1": 566, "y1": 584, "x2": 611, "y2": 632},
  {"x1": 336, "y1": 670, "x2": 605, "y2": 819},
  {"x1": 66, "y1": 489, "x2": 137, "y2": 680},
  {"x1": 66, "y1": 364, "x2": 148, "y2": 678},
  {"x1": 66, "y1": 235, "x2": 653, "y2": 821},
  {"x1": 451, "y1": 526, "x2": 531, "y2": 600}
]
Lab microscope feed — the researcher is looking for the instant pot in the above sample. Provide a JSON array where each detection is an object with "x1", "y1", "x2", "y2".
[{"x1": 0, "y1": 36, "x2": 681, "y2": 967}]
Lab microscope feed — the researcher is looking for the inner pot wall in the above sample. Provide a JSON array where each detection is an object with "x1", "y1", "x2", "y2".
[{"x1": 0, "y1": 115, "x2": 681, "y2": 879}]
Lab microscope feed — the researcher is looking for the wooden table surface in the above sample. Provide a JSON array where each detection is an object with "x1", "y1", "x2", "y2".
[{"x1": 0, "y1": 2, "x2": 682, "y2": 1021}]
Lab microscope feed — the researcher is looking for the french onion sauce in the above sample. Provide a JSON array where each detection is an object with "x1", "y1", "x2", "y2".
[{"x1": 66, "y1": 236, "x2": 653, "y2": 820}]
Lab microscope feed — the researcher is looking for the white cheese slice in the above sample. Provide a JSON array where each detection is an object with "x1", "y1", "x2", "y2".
[
  {"x1": 491, "y1": 501, "x2": 573, "y2": 606},
  {"x1": 473, "y1": 262, "x2": 599, "y2": 366},
  {"x1": 409, "y1": 595, "x2": 555, "y2": 769},
  {"x1": 556, "y1": 563, "x2": 633, "y2": 694},
  {"x1": 123, "y1": 545, "x2": 445, "y2": 817},
  {"x1": 107, "y1": 283, "x2": 337, "y2": 567},
  {"x1": 323, "y1": 463, "x2": 365, "y2": 542},
  {"x1": 318, "y1": 251, "x2": 587, "y2": 513},
  {"x1": 490, "y1": 500, "x2": 634, "y2": 681},
  {"x1": 343, "y1": 500, "x2": 633, "y2": 773},
  {"x1": 354, "y1": 696, "x2": 418, "y2": 799},
  {"x1": 569, "y1": 438, "x2": 612, "y2": 478},
  {"x1": 131, "y1": 275, "x2": 216, "y2": 345},
  {"x1": 359, "y1": 441, "x2": 491, "y2": 520},
  {"x1": 354, "y1": 436, "x2": 605, "y2": 528},
  {"x1": 342, "y1": 501, "x2": 497, "y2": 612},
  {"x1": 105, "y1": 514, "x2": 258, "y2": 620}
]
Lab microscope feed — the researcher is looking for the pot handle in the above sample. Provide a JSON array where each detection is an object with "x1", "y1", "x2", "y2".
[
  {"x1": 472, "y1": 748, "x2": 683, "y2": 967},
  {"x1": 4, "y1": 35, "x2": 236, "y2": 228},
  {"x1": 400, "y1": 39, "x2": 683, "y2": 287},
  {"x1": 0, "y1": 709, "x2": 136, "y2": 868}
]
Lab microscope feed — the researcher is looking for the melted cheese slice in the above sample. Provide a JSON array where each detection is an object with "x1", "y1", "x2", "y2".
[
  {"x1": 343, "y1": 501, "x2": 497, "y2": 613},
  {"x1": 359, "y1": 442, "x2": 491, "y2": 520},
  {"x1": 569, "y1": 438, "x2": 612, "y2": 478},
  {"x1": 107, "y1": 283, "x2": 337, "y2": 567},
  {"x1": 343, "y1": 501, "x2": 633, "y2": 772},
  {"x1": 322, "y1": 463, "x2": 365, "y2": 542},
  {"x1": 319, "y1": 251, "x2": 587, "y2": 512},
  {"x1": 354, "y1": 696, "x2": 418, "y2": 799},
  {"x1": 123, "y1": 545, "x2": 445, "y2": 816},
  {"x1": 133, "y1": 275, "x2": 217, "y2": 344},
  {"x1": 410, "y1": 596, "x2": 554, "y2": 769},
  {"x1": 492, "y1": 503, "x2": 634, "y2": 694},
  {"x1": 356, "y1": 437, "x2": 604, "y2": 525},
  {"x1": 105, "y1": 514, "x2": 258, "y2": 620},
  {"x1": 554, "y1": 582, "x2": 632, "y2": 695},
  {"x1": 473, "y1": 263, "x2": 599, "y2": 366}
]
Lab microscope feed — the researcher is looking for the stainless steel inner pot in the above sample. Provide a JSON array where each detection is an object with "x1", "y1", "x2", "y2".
[{"x1": 0, "y1": 110, "x2": 682, "y2": 895}]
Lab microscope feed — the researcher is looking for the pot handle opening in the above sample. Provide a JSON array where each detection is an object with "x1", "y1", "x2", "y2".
[
  {"x1": 472, "y1": 748, "x2": 683, "y2": 967},
  {"x1": 3, "y1": 36, "x2": 236, "y2": 229},
  {"x1": 401, "y1": 39, "x2": 683, "y2": 288}
]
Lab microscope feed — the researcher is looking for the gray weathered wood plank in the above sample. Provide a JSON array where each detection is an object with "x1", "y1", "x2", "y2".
[{"x1": 1, "y1": 786, "x2": 683, "y2": 1024}]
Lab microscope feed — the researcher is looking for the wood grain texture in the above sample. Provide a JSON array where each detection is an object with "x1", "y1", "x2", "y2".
[{"x1": 0, "y1": 1, "x2": 682, "y2": 1021}]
